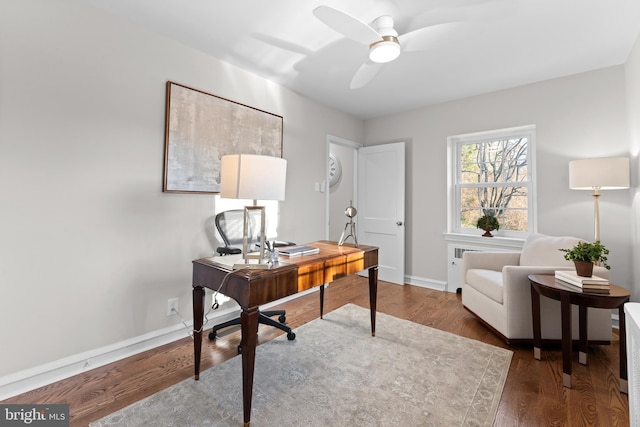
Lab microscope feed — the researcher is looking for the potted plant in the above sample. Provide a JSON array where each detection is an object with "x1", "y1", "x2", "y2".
[
  {"x1": 559, "y1": 240, "x2": 610, "y2": 277},
  {"x1": 476, "y1": 214, "x2": 500, "y2": 237}
]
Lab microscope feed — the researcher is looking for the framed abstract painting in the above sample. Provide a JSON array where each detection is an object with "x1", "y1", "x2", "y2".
[{"x1": 163, "y1": 81, "x2": 283, "y2": 193}]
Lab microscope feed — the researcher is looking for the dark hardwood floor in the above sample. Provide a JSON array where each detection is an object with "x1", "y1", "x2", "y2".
[{"x1": 2, "y1": 276, "x2": 629, "y2": 426}]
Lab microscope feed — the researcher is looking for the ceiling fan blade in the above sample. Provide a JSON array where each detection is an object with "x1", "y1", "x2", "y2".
[
  {"x1": 313, "y1": 5, "x2": 381, "y2": 46},
  {"x1": 398, "y1": 22, "x2": 464, "y2": 52},
  {"x1": 350, "y1": 61, "x2": 384, "y2": 89}
]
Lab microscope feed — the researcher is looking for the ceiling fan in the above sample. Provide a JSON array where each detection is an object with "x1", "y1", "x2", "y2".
[{"x1": 313, "y1": 5, "x2": 457, "y2": 89}]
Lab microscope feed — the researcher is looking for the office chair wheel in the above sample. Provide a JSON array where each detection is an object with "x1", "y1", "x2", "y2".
[
  {"x1": 287, "y1": 331, "x2": 296, "y2": 340},
  {"x1": 278, "y1": 314, "x2": 286, "y2": 323},
  {"x1": 208, "y1": 330, "x2": 217, "y2": 340}
]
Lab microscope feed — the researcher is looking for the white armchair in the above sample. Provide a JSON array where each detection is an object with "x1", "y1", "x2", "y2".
[{"x1": 461, "y1": 233, "x2": 612, "y2": 343}]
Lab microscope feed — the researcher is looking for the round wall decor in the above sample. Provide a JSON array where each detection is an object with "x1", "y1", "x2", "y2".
[{"x1": 328, "y1": 153, "x2": 342, "y2": 187}]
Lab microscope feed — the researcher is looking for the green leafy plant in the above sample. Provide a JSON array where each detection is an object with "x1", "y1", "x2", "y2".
[
  {"x1": 476, "y1": 215, "x2": 500, "y2": 231},
  {"x1": 559, "y1": 241, "x2": 610, "y2": 270}
]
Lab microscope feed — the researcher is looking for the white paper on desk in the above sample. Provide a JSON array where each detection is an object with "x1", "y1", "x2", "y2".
[
  {"x1": 206, "y1": 254, "x2": 244, "y2": 269},
  {"x1": 206, "y1": 253, "x2": 268, "y2": 269}
]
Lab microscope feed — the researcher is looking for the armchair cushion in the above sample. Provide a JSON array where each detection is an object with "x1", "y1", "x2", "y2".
[
  {"x1": 466, "y1": 269, "x2": 503, "y2": 304},
  {"x1": 519, "y1": 233, "x2": 583, "y2": 266}
]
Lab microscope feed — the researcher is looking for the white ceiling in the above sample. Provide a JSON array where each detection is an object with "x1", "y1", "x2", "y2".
[{"x1": 86, "y1": 0, "x2": 640, "y2": 120}]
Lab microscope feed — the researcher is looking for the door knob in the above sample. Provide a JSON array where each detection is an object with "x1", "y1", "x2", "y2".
[{"x1": 396, "y1": 221, "x2": 403, "y2": 226}]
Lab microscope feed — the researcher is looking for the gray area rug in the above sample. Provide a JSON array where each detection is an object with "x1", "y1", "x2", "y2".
[{"x1": 90, "y1": 304, "x2": 512, "y2": 426}]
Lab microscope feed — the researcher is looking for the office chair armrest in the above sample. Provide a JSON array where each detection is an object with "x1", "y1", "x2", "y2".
[{"x1": 216, "y1": 246, "x2": 242, "y2": 256}]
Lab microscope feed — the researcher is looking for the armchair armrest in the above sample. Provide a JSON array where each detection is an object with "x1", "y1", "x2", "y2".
[
  {"x1": 502, "y1": 266, "x2": 564, "y2": 311},
  {"x1": 462, "y1": 251, "x2": 521, "y2": 275}
]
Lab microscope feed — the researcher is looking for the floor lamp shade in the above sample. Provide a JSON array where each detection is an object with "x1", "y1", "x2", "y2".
[
  {"x1": 569, "y1": 157, "x2": 630, "y2": 190},
  {"x1": 220, "y1": 154, "x2": 287, "y2": 201},
  {"x1": 568, "y1": 156, "x2": 630, "y2": 242}
]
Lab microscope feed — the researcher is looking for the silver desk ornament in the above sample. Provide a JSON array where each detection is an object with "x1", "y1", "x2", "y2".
[{"x1": 338, "y1": 201, "x2": 358, "y2": 247}]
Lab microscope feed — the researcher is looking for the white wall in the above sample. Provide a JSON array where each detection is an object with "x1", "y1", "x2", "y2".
[
  {"x1": 626, "y1": 33, "x2": 640, "y2": 301},
  {"x1": 0, "y1": 0, "x2": 363, "y2": 380},
  {"x1": 364, "y1": 67, "x2": 633, "y2": 294}
]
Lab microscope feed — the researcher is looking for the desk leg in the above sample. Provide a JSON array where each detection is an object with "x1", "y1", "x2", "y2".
[
  {"x1": 579, "y1": 306, "x2": 588, "y2": 365},
  {"x1": 319, "y1": 284, "x2": 325, "y2": 319},
  {"x1": 241, "y1": 307, "x2": 259, "y2": 427},
  {"x1": 620, "y1": 304, "x2": 629, "y2": 394},
  {"x1": 193, "y1": 286, "x2": 205, "y2": 380},
  {"x1": 368, "y1": 266, "x2": 378, "y2": 337},
  {"x1": 561, "y1": 294, "x2": 572, "y2": 388},
  {"x1": 530, "y1": 284, "x2": 542, "y2": 360}
]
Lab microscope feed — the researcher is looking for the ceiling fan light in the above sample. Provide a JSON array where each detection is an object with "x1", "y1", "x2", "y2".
[{"x1": 369, "y1": 36, "x2": 400, "y2": 63}]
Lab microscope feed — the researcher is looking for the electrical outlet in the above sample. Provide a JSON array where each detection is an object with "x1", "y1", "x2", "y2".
[{"x1": 167, "y1": 298, "x2": 179, "y2": 316}]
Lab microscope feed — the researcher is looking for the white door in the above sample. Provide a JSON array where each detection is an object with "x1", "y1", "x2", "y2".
[{"x1": 357, "y1": 142, "x2": 405, "y2": 284}]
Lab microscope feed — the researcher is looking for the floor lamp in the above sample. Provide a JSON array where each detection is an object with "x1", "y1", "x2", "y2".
[
  {"x1": 220, "y1": 154, "x2": 287, "y2": 268},
  {"x1": 569, "y1": 157, "x2": 630, "y2": 242}
]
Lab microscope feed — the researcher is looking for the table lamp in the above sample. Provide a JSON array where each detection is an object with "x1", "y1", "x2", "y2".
[
  {"x1": 220, "y1": 154, "x2": 287, "y2": 268},
  {"x1": 569, "y1": 156, "x2": 630, "y2": 242}
]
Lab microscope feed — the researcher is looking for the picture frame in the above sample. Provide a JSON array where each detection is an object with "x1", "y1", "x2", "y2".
[{"x1": 163, "y1": 81, "x2": 283, "y2": 194}]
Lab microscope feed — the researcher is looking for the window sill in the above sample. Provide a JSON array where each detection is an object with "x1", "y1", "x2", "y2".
[{"x1": 443, "y1": 233, "x2": 525, "y2": 250}]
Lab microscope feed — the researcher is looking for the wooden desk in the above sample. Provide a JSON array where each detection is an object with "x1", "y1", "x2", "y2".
[
  {"x1": 192, "y1": 241, "x2": 379, "y2": 426},
  {"x1": 528, "y1": 274, "x2": 630, "y2": 392}
]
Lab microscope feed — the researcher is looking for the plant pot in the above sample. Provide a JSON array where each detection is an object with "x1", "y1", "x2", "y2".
[
  {"x1": 574, "y1": 261, "x2": 594, "y2": 277},
  {"x1": 481, "y1": 229, "x2": 494, "y2": 237}
]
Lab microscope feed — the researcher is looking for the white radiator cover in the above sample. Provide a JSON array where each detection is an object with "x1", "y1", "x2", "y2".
[
  {"x1": 445, "y1": 235, "x2": 523, "y2": 293},
  {"x1": 626, "y1": 302, "x2": 640, "y2": 426}
]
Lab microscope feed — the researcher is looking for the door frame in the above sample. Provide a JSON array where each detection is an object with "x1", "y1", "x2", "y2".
[{"x1": 325, "y1": 135, "x2": 362, "y2": 240}]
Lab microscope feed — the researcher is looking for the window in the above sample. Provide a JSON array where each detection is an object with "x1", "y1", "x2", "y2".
[{"x1": 448, "y1": 125, "x2": 536, "y2": 237}]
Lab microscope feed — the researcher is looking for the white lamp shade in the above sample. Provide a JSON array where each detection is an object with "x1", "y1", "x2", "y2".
[
  {"x1": 569, "y1": 157, "x2": 630, "y2": 190},
  {"x1": 220, "y1": 154, "x2": 287, "y2": 200}
]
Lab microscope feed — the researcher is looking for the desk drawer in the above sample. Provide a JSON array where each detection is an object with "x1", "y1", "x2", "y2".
[
  {"x1": 345, "y1": 252, "x2": 365, "y2": 275},
  {"x1": 324, "y1": 256, "x2": 347, "y2": 282},
  {"x1": 296, "y1": 262, "x2": 325, "y2": 292},
  {"x1": 247, "y1": 268, "x2": 299, "y2": 306}
]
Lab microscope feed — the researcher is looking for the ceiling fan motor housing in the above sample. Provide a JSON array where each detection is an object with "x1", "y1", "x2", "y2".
[
  {"x1": 372, "y1": 15, "x2": 397, "y2": 37},
  {"x1": 369, "y1": 15, "x2": 400, "y2": 63}
]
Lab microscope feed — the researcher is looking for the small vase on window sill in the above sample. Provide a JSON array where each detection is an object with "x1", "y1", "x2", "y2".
[{"x1": 476, "y1": 215, "x2": 500, "y2": 238}]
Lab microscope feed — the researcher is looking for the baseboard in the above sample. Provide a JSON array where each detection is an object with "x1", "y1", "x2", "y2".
[
  {"x1": 0, "y1": 286, "x2": 320, "y2": 401},
  {"x1": 405, "y1": 275, "x2": 447, "y2": 292}
]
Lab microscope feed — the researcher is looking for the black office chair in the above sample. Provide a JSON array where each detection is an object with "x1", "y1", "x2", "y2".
[
  {"x1": 214, "y1": 209, "x2": 247, "y2": 256},
  {"x1": 209, "y1": 209, "x2": 296, "y2": 349}
]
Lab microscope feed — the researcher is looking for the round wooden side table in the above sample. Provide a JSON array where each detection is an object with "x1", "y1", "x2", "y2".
[{"x1": 528, "y1": 274, "x2": 630, "y2": 392}]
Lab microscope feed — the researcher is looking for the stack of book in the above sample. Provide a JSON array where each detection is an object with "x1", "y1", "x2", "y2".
[
  {"x1": 554, "y1": 270, "x2": 610, "y2": 293},
  {"x1": 277, "y1": 245, "x2": 320, "y2": 257}
]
